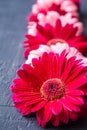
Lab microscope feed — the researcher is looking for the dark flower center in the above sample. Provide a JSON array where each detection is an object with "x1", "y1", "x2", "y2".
[
  {"x1": 40, "y1": 78, "x2": 65, "y2": 100},
  {"x1": 47, "y1": 39, "x2": 67, "y2": 46}
]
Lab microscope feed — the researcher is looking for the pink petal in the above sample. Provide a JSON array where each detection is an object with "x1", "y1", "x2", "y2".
[
  {"x1": 15, "y1": 92, "x2": 40, "y2": 97},
  {"x1": 80, "y1": 84, "x2": 87, "y2": 96},
  {"x1": 25, "y1": 98, "x2": 43, "y2": 106},
  {"x1": 58, "y1": 50, "x2": 67, "y2": 77},
  {"x1": 69, "y1": 111, "x2": 78, "y2": 121},
  {"x1": 17, "y1": 69, "x2": 40, "y2": 87},
  {"x1": 37, "y1": 109, "x2": 48, "y2": 127},
  {"x1": 66, "y1": 89, "x2": 84, "y2": 96},
  {"x1": 22, "y1": 107, "x2": 31, "y2": 116},
  {"x1": 36, "y1": 109, "x2": 44, "y2": 125},
  {"x1": 66, "y1": 95, "x2": 84, "y2": 106},
  {"x1": 60, "y1": 107, "x2": 69, "y2": 124},
  {"x1": 13, "y1": 78, "x2": 25, "y2": 85},
  {"x1": 44, "y1": 102, "x2": 52, "y2": 122},
  {"x1": 15, "y1": 102, "x2": 25, "y2": 111},
  {"x1": 15, "y1": 103, "x2": 31, "y2": 116},
  {"x1": 61, "y1": 56, "x2": 76, "y2": 82},
  {"x1": 51, "y1": 101, "x2": 62, "y2": 115},
  {"x1": 31, "y1": 100, "x2": 46, "y2": 112},
  {"x1": 53, "y1": 20, "x2": 62, "y2": 38},
  {"x1": 17, "y1": 70, "x2": 29, "y2": 82},
  {"x1": 41, "y1": 120, "x2": 46, "y2": 127},
  {"x1": 65, "y1": 65, "x2": 84, "y2": 84},
  {"x1": 61, "y1": 0, "x2": 77, "y2": 12},
  {"x1": 13, "y1": 94, "x2": 42, "y2": 103},
  {"x1": 66, "y1": 73, "x2": 87, "y2": 89},
  {"x1": 51, "y1": 115, "x2": 60, "y2": 127},
  {"x1": 62, "y1": 97, "x2": 80, "y2": 112}
]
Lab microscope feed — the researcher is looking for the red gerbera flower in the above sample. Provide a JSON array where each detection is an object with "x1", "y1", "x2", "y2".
[
  {"x1": 24, "y1": 19, "x2": 87, "y2": 58},
  {"x1": 11, "y1": 52, "x2": 87, "y2": 127}
]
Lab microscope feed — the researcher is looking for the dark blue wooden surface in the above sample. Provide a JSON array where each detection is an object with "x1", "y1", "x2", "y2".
[{"x1": 0, "y1": 0, "x2": 87, "y2": 130}]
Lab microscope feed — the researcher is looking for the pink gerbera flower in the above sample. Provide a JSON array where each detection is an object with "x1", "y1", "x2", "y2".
[
  {"x1": 28, "y1": 11, "x2": 83, "y2": 36},
  {"x1": 28, "y1": 0, "x2": 81, "y2": 27},
  {"x1": 26, "y1": 43, "x2": 87, "y2": 66},
  {"x1": 24, "y1": 19, "x2": 87, "y2": 58},
  {"x1": 11, "y1": 52, "x2": 87, "y2": 127}
]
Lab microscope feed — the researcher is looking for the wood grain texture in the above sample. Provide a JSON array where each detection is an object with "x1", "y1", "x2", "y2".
[{"x1": 0, "y1": 0, "x2": 87, "y2": 130}]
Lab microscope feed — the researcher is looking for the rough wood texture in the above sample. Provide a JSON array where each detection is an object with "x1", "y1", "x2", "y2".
[{"x1": 0, "y1": 0, "x2": 87, "y2": 130}]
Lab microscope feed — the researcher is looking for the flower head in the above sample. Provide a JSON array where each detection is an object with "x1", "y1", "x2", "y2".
[
  {"x1": 24, "y1": 19, "x2": 87, "y2": 58},
  {"x1": 12, "y1": 51, "x2": 87, "y2": 127},
  {"x1": 28, "y1": 11, "x2": 83, "y2": 36},
  {"x1": 28, "y1": 0, "x2": 81, "y2": 32},
  {"x1": 26, "y1": 43, "x2": 87, "y2": 66}
]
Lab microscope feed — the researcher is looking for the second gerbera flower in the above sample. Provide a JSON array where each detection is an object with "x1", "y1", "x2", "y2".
[{"x1": 24, "y1": 19, "x2": 87, "y2": 58}]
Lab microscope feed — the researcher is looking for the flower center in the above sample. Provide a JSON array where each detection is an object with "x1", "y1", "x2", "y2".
[
  {"x1": 40, "y1": 78, "x2": 65, "y2": 100},
  {"x1": 47, "y1": 39, "x2": 67, "y2": 46}
]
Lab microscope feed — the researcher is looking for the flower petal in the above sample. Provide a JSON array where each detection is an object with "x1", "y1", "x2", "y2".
[
  {"x1": 62, "y1": 97, "x2": 80, "y2": 112},
  {"x1": 66, "y1": 73, "x2": 87, "y2": 89},
  {"x1": 66, "y1": 95, "x2": 84, "y2": 106},
  {"x1": 66, "y1": 89, "x2": 84, "y2": 96},
  {"x1": 44, "y1": 102, "x2": 52, "y2": 122},
  {"x1": 51, "y1": 101, "x2": 62, "y2": 115},
  {"x1": 25, "y1": 98, "x2": 43, "y2": 106},
  {"x1": 31, "y1": 100, "x2": 46, "y2": 112},
  {"x1": 60, "y1": 107, "x2": 69, "y2": 124},
  {"x1": 36, "y1": 109, "x2": 44, "y2": 126},
  {"x1": 51, "y1": 115, "x2": 60, "y2": 127},
  {"x1": 69, "y1": 111, "x2": 78, "y2": 121}
]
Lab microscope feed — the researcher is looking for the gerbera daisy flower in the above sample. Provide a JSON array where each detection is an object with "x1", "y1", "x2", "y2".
[
  {"x1": 11, "y1": 51, "x2": 87, "y2": 127},
  {"x1": 28, "y1": 0, "x2": 81, "y2": 26},
  {"x1": 24, "y1": 19, "x2": 87, "y2": 58},
  {"x1": 28, "y1": 11, "x2": 83, "y2": 36},
  {"x1": 26, "y1": 43, "x2": 87, "y2": 66}
]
